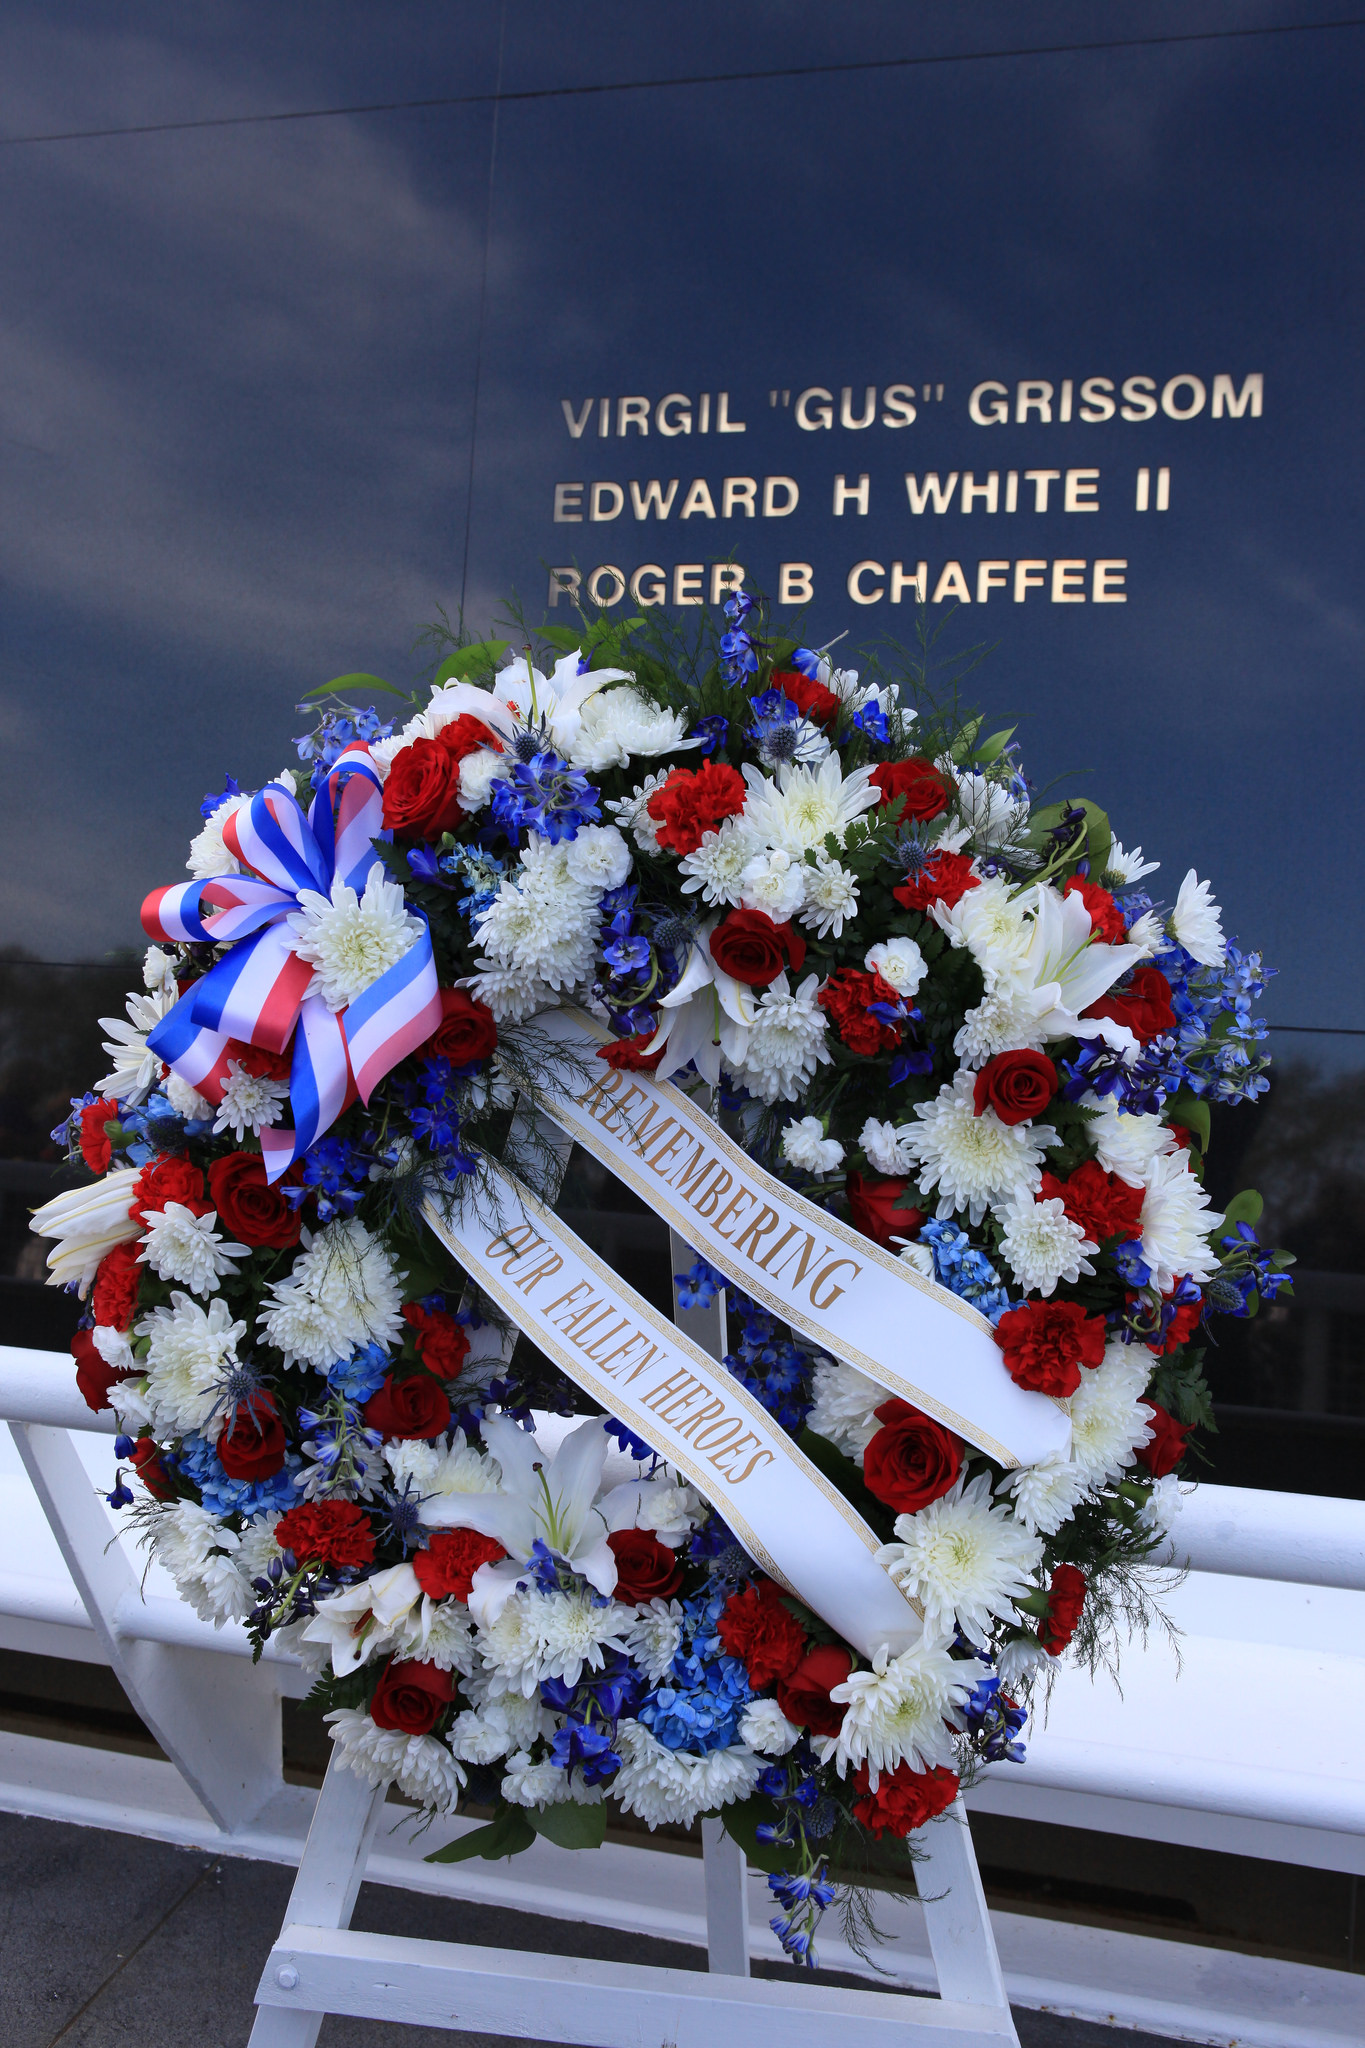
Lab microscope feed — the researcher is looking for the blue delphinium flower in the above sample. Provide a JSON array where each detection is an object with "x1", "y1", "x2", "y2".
[
  {"x1": 920, "y1": 1219, "x2": 1013, "y2": 1325},
  {"x1": 689, "y1": 714, "x2": 730, "y2": 756},
  {"x1": 327, "y1": 1342, "x2": 392, "y2": 1403},
  {"x1": 490, "y1": 749, "x2": 601, "y2": 843}
]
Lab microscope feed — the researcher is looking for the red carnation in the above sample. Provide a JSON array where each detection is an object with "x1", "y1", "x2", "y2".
[
  {"x1": 870, "y1": 758, "x2": 951, "y2": 821},
  {"x1": 72, "y1": 1327, "x2": 135, "y2": 1414},
  {"x1": 274, "y1": 1500, "x2": 377, "y2": 1571},
  {"x1": 381, "y1": 737, "x2": 464, "y2": 840},
  {"x1": 208, "y1": 1152, "x2": 301, "y2": 1250},
  {"x1": 1039, "y1": 1160, "x2": 1143, "y2": 1243},
  {"x1": 972, "y1": 1051, "x2": 1058, "y2": 1126},
  {"x1": 774, "y1": 669, "x2": 840, "y2": 726},
  {"x1": 216, "y1": 1391, "x2": 289, "y2": 1481},
  {"x1": 596, "y1": 1034, "x2": 664, "y2": 1071},
  {"x1": 646, "y1": 761, "x2": 747, "y2": 856},
  {"x1": 818, "y1": 970, "x2": 901, "y2": 1056},
  {"x1": 130, "y1": 1154, "x2": 208, "y2": 1222},
  {"x1": 1136, "y1": 1400, "x2": 1193, "y2": 1476},
  {"x1": 709, "y1": 909, "x2": 806, "y2": 987},
  {"x1": 402, "y1": 1303, "x2": 471, "y2": 1380},
  {"x1": 92, "y1": 1241, "x2": 142, "y2": 1331},
  {"x1": 862, "y1": 1400, "x2": 963, "y2": 1514},
  {"x1": 1063, "y1": 875, "x2": 1128, "y2": 945},
  {"x1": 369, "y1": 1658, "x2": 456, "y2": 1736},
  {"x1": 717, "y1": 1578, "x2": 808, "y2": 1688},
  {"x1": 363, "y1": 1373, "x2": 451, "y2": 1441},
  {"x1": 892, "y1": 851, "x2": 979, "y2": 915},
  {"x1": 845, "y1": 1173, "x2": 925, "y2": 1250},
  {"x1": 1083, "y1": 967, "x2": 1175, "y2": 1045},
  {"x1": 437, "y1": 712, "x2": 502, "y2": 766},
  {"x1": 1039, "y1": 1563, "x2": 1087, "y2": 1656},
  {"x1": 776, "y1": 1644, "x2": 853, "y2": 1737},
  {"x1": 1157, "y1": 1289, "x2": 1204, "y2": 1354},
  {"x1": 223, "y1": 1039, "x2": 292, "y2": 1083},
  {"x1": 606, "y1": 1529, "x2": 685, "y2": 1604},
  {"x1": 130, "y1": 1438, "x2": 175, "y2": 1501},
  {"x1": 419, "y1": 987, "x2": 498, "y2": 1067},
  {"x1": 412, "y1": 1528, "x2": 509, "y2": 1601},
  {"x1": 853, "y1": 1761, "x2": 959, "y2": 1839},
  {"x1": 994, "y1": 1299, "x2": 1107, "y2": 1398},
  {"x1": 79, "y1": 1100, "x2": 120, "y2": 1174}
]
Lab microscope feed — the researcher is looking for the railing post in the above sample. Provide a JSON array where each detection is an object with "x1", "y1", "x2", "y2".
[{"x1": 912, "y1": 1799, "x2": 1018, "y2": 2039}]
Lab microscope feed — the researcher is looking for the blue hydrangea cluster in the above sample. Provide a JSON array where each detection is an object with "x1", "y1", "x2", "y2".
[
  {"x1": 171, "y1": 1432, "x2": 302, "y2": 1518},
  {"x1": 920, "y1": 1220, "x2": 1013, "y2": 1325},
  {"x1": 636, "y1": 1590, "x2": 754, "y2": 1754}
]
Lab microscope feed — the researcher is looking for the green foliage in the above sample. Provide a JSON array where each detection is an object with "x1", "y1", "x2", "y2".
[
  {"x1": 425, "y1": 1805, "x2": 537, "y2": 1863},
  {"x1": 798, "y1": 1427, "x2": 897, "y2": 1542},
  {"x1": 720, "y1": 1795, "x2": 789, "y2": 1874},
  {"x1": 1163, "y1": 1088, "x2": 1212, "y2": 1155},
  {"x1": 530, "y1": 1801, "x2": 608, "y2": 1850},
  {"x1": 432, "y1": 641, "x2": 510, "y2": 685},
  {"x1": 1222, "y1": 1188, "x2": 1265, "y2": 1230},
  {"x1": 301, "y1": 671, "x2": 408, "y2": 703}
]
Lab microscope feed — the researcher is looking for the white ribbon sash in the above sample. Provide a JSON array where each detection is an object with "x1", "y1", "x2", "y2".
[
  {"x1": 529, "y1": 1007, "x2": 1070, "y2": 1471},
  {"x1": 421, "y1": 1173, "x2": 922, "y2": 1659}
]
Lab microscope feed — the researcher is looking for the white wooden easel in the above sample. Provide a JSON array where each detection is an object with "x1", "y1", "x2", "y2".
[{"x1": 245, "y1": 1219, "x2": 1020, "y2": 2045}]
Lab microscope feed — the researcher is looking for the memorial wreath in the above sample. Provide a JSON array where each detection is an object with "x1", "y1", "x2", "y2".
[{"x1": 34, "y1": 588, "x2": 1290, "y2": 1965}]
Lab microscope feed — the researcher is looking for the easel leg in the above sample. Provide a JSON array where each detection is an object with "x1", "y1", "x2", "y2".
[
  {"x1": 701, "y1": 1817, "x2": 750, "y2": 1976},
  {"x1": 912, "y1": 1798, "x2": 1019, "y2": 2042}
]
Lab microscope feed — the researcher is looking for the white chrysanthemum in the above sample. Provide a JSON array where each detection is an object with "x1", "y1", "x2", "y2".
[
  {"x1": 449, "y1": 1700, "x2": 525, "y2": 1765},
  {"x1": 463, "y1": 964, "x2": 554, "y2": 1023},
  {"x1": 186, "y1": 792, "x2": 249, "y2": 879},
  {"x1": 386, "y1": 1432, "x2": 500, "y2": 1500},
  {"x1": 781, "y1": 1116, "x2": 844, "y2": 1175},
  {"x1": 952, "y1": 772, "x2": 1030, "y2": 852},
  {"x1": 800, "y1": 854, "x2": 860, "y2": 938},
  {"x1": 1105, "y1": 840, "x2": 1160, "y2": 886},
  {"x1": 739, "y1": 847, "x2": 806, "y2": 922},
  {"x1": 903, "y1": 1072, "x2": 1056, "y2": 1225},
  {"x1": 422, "y1": 1603, "x2": 478, "y2": 1676},
  {"x1": 620, "y1": 1480, "x2": 705, "y2": 1543},
  {"x1": 877, "y1": 1475, "x2": 1043, "y2": 1648},
  {"x1": 826, "y1": 1638, "x2": 971, "y2": 1788},
  {"x1": 1124, "y1": 908, "x2": 1166, "y2": 959},
  {"x1": 563, "y1": 823, "x2": 631, "y2": 891},
  {"x1": 952, "y1": 984, "x2": 1054, "y2": 1065},
  {"x1": 613, "y1": 1720, "x2": 761, "y2": 1830},
  {"x1": 152, "y1": 1502, "x2": 254, "y2": 1624},
  {"x1": 865, "y1": 937, "x2": 926, "y2": 997},
  {"x1": 213, "y1": 1058, "x2": 290, "y2": 1141},
  {"x1": 996, "y1": 1193, "x2": 1096, "y2": 1297},
  {"x1": 934, "y1": 875, "x2": 1032, "y2": 985},
  {"x1": 999, "y1": 1454, "x2": 1090, "y2": 1537},
  {"x1": 97, "y1": 987, "x2": 176, "y2": 1103},
  {"x1": 456, "y1": 746, "x2": 510, "y2": 812},
  {"x1": 859, "y1": 1115, "x2": 917, "y2": 1176},
  {"x1": 1085, "y1": 1101, "x2": 1176, "y2": 1188},
  {"x1": 139, "y1": 1292, "x2": 246, "y2": 1440},
  {"x1": 480, "y1": 1587, "x2": 631, "y2": 1698},
  {"x1": 474, "y1": 838, "x2": 600, "y2": 991},
  {"x1": 237, "y1": 1512, "x2": 286, "y2": 1583},
  {"x1": 898, "y1": 1240, "x2": 936, "y2": 1279},
  {"x1": 995, "y1": 1637, "x2": 1049, "y2": 1691},
  {"x1": 1067, "y1": 1346, "x2": 1154, "y2": 1489},
  {"x1": 1139, "y1": 1149, "x2": 1225, "y2": 1290},
  {"x1": 143, "y1": 945, "x2": 179, "y2": 994},
  {"x1": 326, "y1": 1708, "x2": 465, "y2": 1812},
  {"x1": 729, "y1": 972, "x2": 831, "y2": 1105},
  {"x1": 624, "y1": 1599, "x2": 684, "y2": 1684},
  {"x1": 606, "y1": 771, "x2": 671, "y2": 853},
  {"x1": 807, "y1": 1358, "x2": 885, "y2": 1465},
  {"x1": 30, "y1": 1167, "x2": 142, "y2": 1293},
  {"x1": 1172, "y1": 869, "x2": 1226, "y2": 967},
  {"x1": 501, "y1": 1752, "x2": 573, "y2": 1809},
  {"x1": 740, "y1": 1699, "x2": 801, "y2": 1756},
  {"x1": 139, "y1": 1203, "x2": 248, "y2": 1296},
  {"x1": 677, "y1": 816, "x2": 761, "y2": 906},
  {"x1": 741, "y1": 753, "x2": 879, "y2": 857},
  {"x1": 570, "y1": 685, "x2": 694, "y2": 771},
  {"x1": 1138, "y1": 1472, "x2": 1184, "y2": 1540},
  {"x1": 260, "y1": 1217, "x2": 405, "y2": 1368},
  {"x1": 286, "y1": 867, "x2": 424, "y2": 1012},
  {"x1": 163, "y1": 1070, "x2": 213, "y2": 1121}
]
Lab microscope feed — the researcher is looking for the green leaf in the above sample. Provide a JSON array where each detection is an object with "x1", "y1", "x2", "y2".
[
  {"x1": 720, "y1": 1796, "x2": 788, "y2": 1874},
  {"x1": 301, "y1": 671, "x2": 407, "y2": 702},
  {"x1": 1027, "y1": 797, "x2": 1111, "y2": 877},
  {"x1": 536, "y1": 624, "x2": 582, "y2": 651},
  {"x1": 530, "y1": 1801, "x2": 607, "y2": 1851},
  {"x1": 1222, "y1": 1188, "x2": 1265, "y2": 1230},
  {"x1": 433, "y1": 641, "x2": 511, "y2": 686},
  {"x1": 1163, "y1": 1088, "x2": 1211, "y2": 1154},
  {"x1": 425, "y1": 1806, "x2": 536, "y2": 1864},
  {"x1": 974, "y1": 726, "x2": 1015, "y2": 765}
]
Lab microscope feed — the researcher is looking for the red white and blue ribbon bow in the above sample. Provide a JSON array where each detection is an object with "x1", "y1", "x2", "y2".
[{"x1": 141, "y1": 745, "x2": 441, "y2": 1181}]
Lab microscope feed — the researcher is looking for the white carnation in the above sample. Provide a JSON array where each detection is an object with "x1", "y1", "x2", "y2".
[
  {"x1": 807, "y1": 1358, "x2": 885, "y2": 1464},
  {"x1": 501, "y1": 1752, "x2": 573, "y2": 1809},
  {"x1": 739, "y1": 1699, "x2": 801, "y2": 1756},
  {"x1": 996, "y1": 1193, "x2": 1096, "y2": 1297},
  {"x1": 163, "y1": 1071, "x2": 214, "y2": 1122},
  {"x1": 624, "y1": 1600, "x2": 684, "y2": 1684},
  {"x1": 859, "y1": 1115, "x2": 917, "y2": 1176},
  {"x1": 563, "y1": 823, "x2": 632, "y2": 891},
  {"x1": 864, "y1": 937, "x2": 926, "y2": 996},
  {"x1": 570, "y1": 685, "x2": 693, "y2": 771},
  {"x1": 739, "y1": 848, "x2": 806, "y2": 922},
  {"x1": 458, "y1": 748, "x2": 511, "y2": 812},
  {"x1": 186, "y1": 793, "x2": 249, "y2": 879},
  {"x1": 999, "y1": 1454, "x2": 1090, "y2": 1536},
  {"x1": 781, "y1": 1116, "x2": 844, "y2": 1176}
]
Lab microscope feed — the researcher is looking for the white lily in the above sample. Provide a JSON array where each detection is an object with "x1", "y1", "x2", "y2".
[
  {"x1": 490, "y1": 649, "x2": 633, "y2": 759},
  {"x1": 302, "y1": 1560, "x2": 428, "y2": 1677},
  {"x1": 30, "y1": 1167, "x2": 142, "y2": 1293},
  {"x1": 421, "y1": 1415, "x2": 621, "y2": 1624},
  {"x1": 646, "y1": 916, "x2": 756, "y2": 1085},
  {"x1": 1002, "y1": 883, "x2": 1146, "y2": 1049}
]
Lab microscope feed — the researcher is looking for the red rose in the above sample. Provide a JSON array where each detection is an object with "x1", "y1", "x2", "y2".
[
  {"x1": 207, "y1": 1152, "x2": 301, "y2": 1250},
  {"x1": 363, "y1": 1373, "x2": 451, "y2": 1441},
  {"x1": 646, "y1": 761, "x2": 747, "y2": 856},
  {"x1": 994, "y1": 1299, "x2": 1107, "y2": 1398},
  {"x1": 381, "y1": 737, "x2": 464, "y2": 840},
  {"x1": 845, "y1": 1174, "x2": 925, "y2": 1250},
  {"x1": 870, "y1": 758, "x2": 951, "y2": 821},
  {"x1": 131, "y1": 1154, "x2": 207, "y2": 1222},
  {"x1": 72, "y1": 1328, "x2": 134, "y2": 1414},
  {"x1": 717, "y1": 1578, "x2": 808, "y2": 1688},
  {"x1": 1039, "y1": 1160, "x2": 1144, "y2": 1243},
  {"x1": 369, "y1": 1658, "x2": 456, "y2": 1736},
  {"x1": 1039, "y1": 1563, "x2": 1087, "y2": 1655},
  {"x1": 402, "y1": 1303, "x2": 471, "y2": 1380},
  {"x1": 274, "y1": 1500, "x2": 377, "y2": 1571},
  {"x1": 972, "y1": 1050, "x2": 1058, "y2": 1126},
  {"x1": 596, "y1": 1034, "x2": 664, "y2": 1071},
  {"x1": 223, "y1": 1039, "x2": 292, "y2": 1083},
  {"x1": 892, "y1": 851, "x2": 980, "y2": 914},
  {"x1": 1136, "y1": 1400, "x2": 1193, "y2": 1477},
  {"x1": 709, "y1": 909, "x2": 806, "y2": 987},
  {"x1": 862, "y1": 1399, "x2": 963, "y2": 1514},
  {"x1": 1083, "y1": 966, "x2": 1175, "y2": 1045},
  {"x1": 79, "y1": 1100, "x2": 120, "y2": 1173},
  {"x1": 92, "y1": 1241, "x2": 142, "y2": 1330},
  {"x1": 413, "y1": 1528, "x2": 509, "y2": 1601},
  {"x1": 216, "y1": 1391, "x2": 288, "y2": 1481},
  {"x1": 774, "y1": 669, "x2": 840, "y2": 726},
  {"x1": 853, "y1": 1761, "x2": 959, "y2": 1839},
  {"x1": 817, "y1": 970, "x2": 901, "y2": 1056},
  {"x1": 419, "y1": 987, "x2": 498, "y2": 1067},
  {"x1": 130, "y1": 1438, "x2": 175, "y2": 1501},
  {"x1": 1063, "y1": 875, "x2": 1128, "y2": 945},
  {"x1": 776, "y1": 1644, "x2": 853, "y2": 1737},
  {"x1": 607, "y1": 1529, "x2": 685, "y2": 1603}
]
